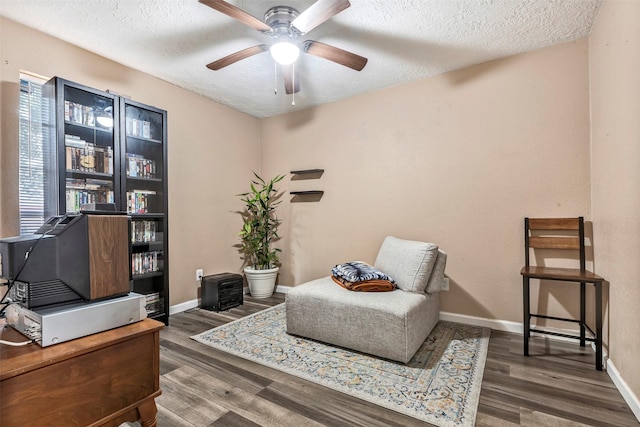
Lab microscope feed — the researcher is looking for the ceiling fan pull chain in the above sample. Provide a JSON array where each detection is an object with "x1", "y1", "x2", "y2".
[
  {"x1": 274, "y1": 61, "x2": 278, "y2": 94},
  {"x1": 291, "y1": 63, "x2": 296, "y2": 106}
]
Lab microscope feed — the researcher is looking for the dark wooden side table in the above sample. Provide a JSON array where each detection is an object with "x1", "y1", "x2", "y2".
[{"x1": 0, "y1": 318, "x2": 164, "y2": 427}]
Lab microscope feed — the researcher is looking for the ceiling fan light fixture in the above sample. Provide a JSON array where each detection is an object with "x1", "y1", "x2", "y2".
[{"x1": 270, "y1": 41, "x2": 300, "y2": 65}]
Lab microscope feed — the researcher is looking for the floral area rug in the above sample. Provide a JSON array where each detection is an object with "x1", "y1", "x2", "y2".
[{"x1": 191, "y1": 303, "x2": 490, "y2": 427}]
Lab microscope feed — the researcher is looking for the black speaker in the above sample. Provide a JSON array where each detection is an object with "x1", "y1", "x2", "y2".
[{"x1": 201, "y1": 273, "x2": 243, "y2": 312}]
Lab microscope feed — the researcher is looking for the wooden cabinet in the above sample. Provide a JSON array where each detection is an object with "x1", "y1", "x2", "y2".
[
  {"x1": 0, "y1": 318, "x2": 164, "y2": 427},
  {"x1": 44, "y1": 77, "x2": 169, "y2": 324}
]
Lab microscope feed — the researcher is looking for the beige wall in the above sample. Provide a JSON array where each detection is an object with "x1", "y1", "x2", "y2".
[
  {"x1": 0, "y1": 18, "x2": 4, "y2": 238},
  {"x1": 590, "y1": 0, "x2": 640, "y2": 405},
  {"x1": 0, "y1": 17, "x2": 261, "y2": 306},
  {"x1": 261, "y1": 39, "x2": 592, "y2": 325}
]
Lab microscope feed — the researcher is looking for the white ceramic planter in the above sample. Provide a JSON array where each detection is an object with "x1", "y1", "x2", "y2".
[{"x1": 244, "y1": 266, "x2": 279, "y2": 298}]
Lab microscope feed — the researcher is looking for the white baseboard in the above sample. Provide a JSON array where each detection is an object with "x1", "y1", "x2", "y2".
[
  {"x1": 169, "y1": 298, "x2": 198, "y2": 315},
  {"x1": 169, "y1": 285, "x2": 293, "y2": 316},
  {"x1": 439, "y1": 311, "x2": 523, "y2": 333},
  {"x1": 607, "y1": 359, "x2": 640, "y2": 422},
  {"x1": 276, "y1": 285, "x2": 292, "y2": 293},
  {"x1": 440, "y1": 311, "x2": 602, "y2": 346}
]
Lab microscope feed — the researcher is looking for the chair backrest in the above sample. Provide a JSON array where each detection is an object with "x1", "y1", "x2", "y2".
[{"x1": 524, "y1": 217, "x2": 586, "y2": 271}]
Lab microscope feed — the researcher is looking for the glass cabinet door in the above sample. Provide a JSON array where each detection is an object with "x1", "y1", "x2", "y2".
[
  {"x1": 48, "y1": 79, "x2": 119, "y2": 214},
  {"x1": 123, "y1": 103, "x2": 164, "y2": 215},
  {"x1": 122, "y1": 99, "x2": 168, "y2": 322},
  {"x1": 44, "y1": 77, "x2": 120, "y2": 213}
]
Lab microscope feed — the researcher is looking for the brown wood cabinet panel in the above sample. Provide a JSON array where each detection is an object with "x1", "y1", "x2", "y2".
[{"x1": 88, "y1": 215, "x2": 131, "y2": 299}]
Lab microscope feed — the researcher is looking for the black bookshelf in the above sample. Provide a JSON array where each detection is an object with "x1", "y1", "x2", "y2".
[
  {"x1": 121, "y1": 98, "x2": 169, "y2": 325},
  {"x1": 44, "y1": 77, "x2": 169, "y2": 325}
]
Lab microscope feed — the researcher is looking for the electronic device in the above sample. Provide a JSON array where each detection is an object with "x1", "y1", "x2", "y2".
[
  {"x1": 201, "y1": 273, "x2": 243, "y2": 312},
  {"x1": 0, "y1": 212, "x2": 130, "y2": 308},
  {"x1": 5, "y1": 292, "x2": 147, "y2": 346},
  {"x1": 8, "y1": 280, "x2": 82, "y2": 309}
]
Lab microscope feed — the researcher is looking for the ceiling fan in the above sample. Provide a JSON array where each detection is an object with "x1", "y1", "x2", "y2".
[{"x1": 199, "y1": 0, "x2": 368, "y2": 95}]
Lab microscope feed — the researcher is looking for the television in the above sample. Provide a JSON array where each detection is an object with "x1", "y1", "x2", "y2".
[{"x1": 0, "y1": 212, "x2": 131, "y2": 309}]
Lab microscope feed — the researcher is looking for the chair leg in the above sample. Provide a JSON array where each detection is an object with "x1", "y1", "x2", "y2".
[
  {"x1": 523, "y1": 276, "x2": 530, "y2": 356},
  {"x1": 595, "y1": 281, "x2": 603, "y2": 371},
  {"x1": 580, "y1": 282, "x2": 586, "y2": 347}
]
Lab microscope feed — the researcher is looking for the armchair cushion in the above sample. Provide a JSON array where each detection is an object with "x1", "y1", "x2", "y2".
[
  {"x1": 425, "y1": 249, "x2": 447, "y2": 294},
  {"x1": 374, "y1": 236, "x2": 439, "y2": 293}
]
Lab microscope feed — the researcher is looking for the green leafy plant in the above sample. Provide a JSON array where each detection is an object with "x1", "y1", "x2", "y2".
[{"x1": 237, "y1": 172, "x2": 285, "y2": 270}]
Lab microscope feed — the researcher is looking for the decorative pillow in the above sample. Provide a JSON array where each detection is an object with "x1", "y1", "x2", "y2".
[
  {"x1": 374, "y1": 236, "x2": 439, "y2": 293},
  {"x1": 331, "y1": 261, "x2": 396, "y2": 284}
]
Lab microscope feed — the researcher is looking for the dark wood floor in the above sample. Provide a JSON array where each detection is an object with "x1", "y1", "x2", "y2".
[{"x1": 158, "y1": 293, "x2": 637, "y2": 426}]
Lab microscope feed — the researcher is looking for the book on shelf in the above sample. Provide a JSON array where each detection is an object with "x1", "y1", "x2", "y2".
[
  {"x1": 127, "y1": 189, "x2": 157, "y2": 214},
  {"x1": 144, "y1": 292, "x2": 161, "y2": 315},
  {"x1": 126, "y1": 153, "x2": 157, "y2": 179},
  {"x1": 145, "y1": 292, "x2": 159, "y2": 303},
  {"x1": 65, "y1": 180, "x2": 115, "y2": 213},
  {"x1": 64, "y1": 101, "x2": 95, "y2": 127},
  {"x1": 84, "y1": 178, "x2": 112, "y2": 189},
  {"x1": 66, "y1": 178, "x2": 112, "y2": 190},
  {"x1": 65, "y1": 136, "x2": 113, "y2": 174},
  {"x1": 65, "y1": 134, "x2": 88, "y2": 148},
  {"x1": 126, "y1": 117, "x2": 153, "y2": 139},
  {"x1": 142, "y1": 121, "x2": 151, "y2": 139},
  {"x1": 132, "y1": 219, "x2": 157, "y2": 243},
  {"x1": 131, "y1": 250, "x2": 162, "y2": 276}
]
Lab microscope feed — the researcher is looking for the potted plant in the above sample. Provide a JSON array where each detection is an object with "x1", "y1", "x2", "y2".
[{"x1": 237, "y1": 172, "x2": 285, "y2": 298}]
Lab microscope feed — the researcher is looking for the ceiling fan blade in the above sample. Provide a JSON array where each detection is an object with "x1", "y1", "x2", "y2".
[
  {"x1": 281, "y1": 64, "x2": 301, "y2": 94},
  {"x1": 303, "y1": 40, "x2": 367, "y2": 71},
  {"x1": 206, "y1": 45, "x2": 269, "y2": 70},
  {"x1": 291, "y1": 0, "x2": 350, "y2": 35},
  {"x1": 199, "y1": 0, "x2": 272, "y2": 32}
]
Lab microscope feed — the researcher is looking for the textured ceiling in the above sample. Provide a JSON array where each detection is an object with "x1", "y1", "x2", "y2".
[{"x1": 1, "y1": 0, "x2": 602, "y2": 118}]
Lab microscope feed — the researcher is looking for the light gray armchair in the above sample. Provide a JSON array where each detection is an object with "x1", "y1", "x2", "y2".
[{"x1": 285, "y1": 236, "x2": 447, "y2": 363}]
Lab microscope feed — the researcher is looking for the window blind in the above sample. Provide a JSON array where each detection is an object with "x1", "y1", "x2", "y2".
[{"x1": 18, "y1": 74, "x2": 56, "y2": 235}]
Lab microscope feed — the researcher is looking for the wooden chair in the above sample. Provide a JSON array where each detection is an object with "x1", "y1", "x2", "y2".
[{"x1": 520, "y1": 217, "x2": 605, "y2": 370}]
